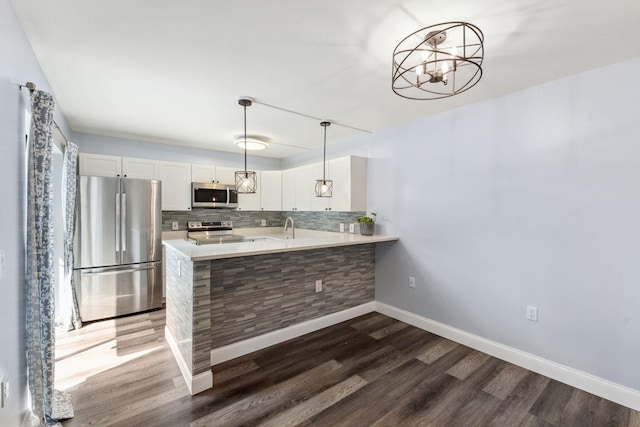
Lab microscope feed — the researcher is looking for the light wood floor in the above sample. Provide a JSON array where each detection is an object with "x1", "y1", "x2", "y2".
[{"x1": 56, "y1": 308, "x2": 640, "y2": 426}]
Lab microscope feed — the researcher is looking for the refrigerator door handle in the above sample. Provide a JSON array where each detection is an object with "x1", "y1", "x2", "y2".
[
  {"x1": 115, "y1": 192, "x2": 121, "y2": 252},
  {"x1": 80, "y1": 265, "x2": 155, "y2": 277},
  {"x1": 122, "y1": 192, "x2": 127, "y2": 252}
]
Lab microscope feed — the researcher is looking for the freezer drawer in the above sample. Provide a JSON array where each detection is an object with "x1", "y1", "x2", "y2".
[{"x1": 74, "y1": 261, "x2": 162, "y2": 322}]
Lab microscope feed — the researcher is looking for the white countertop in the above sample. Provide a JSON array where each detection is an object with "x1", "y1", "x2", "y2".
[{"x1": 162, "y1": 227, "x2": 398, "y2": 261}]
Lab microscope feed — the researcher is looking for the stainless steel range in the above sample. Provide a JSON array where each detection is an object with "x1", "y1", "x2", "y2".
[{"x1": 187, "y1": 221, "x2": 243, "y2": 245}]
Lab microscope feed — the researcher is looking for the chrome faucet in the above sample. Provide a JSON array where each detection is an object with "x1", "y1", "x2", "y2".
[{"x1": 284, "y1": 216, "x2": 295, "y2": 239}]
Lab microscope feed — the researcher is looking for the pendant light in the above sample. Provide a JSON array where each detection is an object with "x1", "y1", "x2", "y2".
[
  {"x1": 315, "y1": 121, "x2": 333, "y2": 197},
  {"x1": 235, "y1": 97, "x2": 257, "y2": 193}
]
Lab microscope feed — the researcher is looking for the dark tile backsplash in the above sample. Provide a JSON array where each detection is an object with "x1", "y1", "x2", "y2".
[{"x1": 162, "y1": 209, "x2": 365, "y2": 232}]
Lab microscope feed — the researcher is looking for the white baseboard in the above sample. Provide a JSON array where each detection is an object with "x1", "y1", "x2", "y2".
[
  {"x1": 211, "y1": 302, "x2": 376, "y2": 366},
  {"x1": 375, "y1": 301, "x2": 640, "y2": 412},
  {"x1": 165, "y1": 326, "x2": 212, "y2": 395}
]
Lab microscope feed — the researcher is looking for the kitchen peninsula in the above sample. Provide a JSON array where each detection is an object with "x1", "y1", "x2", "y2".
[{"x1": 163, "y1": 228, "x2": 398, "y2": 394}]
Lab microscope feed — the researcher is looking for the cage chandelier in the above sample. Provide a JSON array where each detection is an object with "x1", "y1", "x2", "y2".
[{"x1": 392, "y1": 22, "x2": 484, "y2": 100}]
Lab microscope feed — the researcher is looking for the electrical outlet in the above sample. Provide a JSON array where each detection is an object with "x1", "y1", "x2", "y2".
[
  {"x1": 171, "y1": 221, "x2": 179, "y2": 231},
  {"x1": 339, "y1": 223, "x2": 345, "y2": 232},
  {"x1": 526, "y1": 306, "x2": 538, "y2": 322},
  {"x1": 315, "y1": 280, "x2": 322, "y2": 292},
  {"x1": 409, "y1": 277, "x2": 416, "y2": 288},
  {"x1": 349, "y1": 223, "x2": 355, "y2": 233},
  {"x1": 261, "y1": 219, "x2": 267, "y2": 227}
]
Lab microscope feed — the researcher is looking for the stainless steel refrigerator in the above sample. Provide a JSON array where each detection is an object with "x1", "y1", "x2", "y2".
[{"x1": 73, "y1": 176, "x2": 162, "y2": 322}]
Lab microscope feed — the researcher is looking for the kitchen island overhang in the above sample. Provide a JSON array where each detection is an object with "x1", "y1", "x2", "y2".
[{"x1": 163, "y1": 230, "x2": 398, "y2": 394}]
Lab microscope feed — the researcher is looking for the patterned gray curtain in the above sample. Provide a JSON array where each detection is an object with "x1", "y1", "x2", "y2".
[
  {"x1": 62, "y1": 141, "x2": 82, "y2": 331},
  {"x1": 25, "y1": 89, "x2": 74, "y2": 425}
]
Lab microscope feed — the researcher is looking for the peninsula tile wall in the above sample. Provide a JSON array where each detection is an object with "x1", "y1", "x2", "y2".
[
  {"x1": 208, "y1": 243, "x2": 376, "y2": 348},
  {"x1": 162, "y1": 210, "x2": 365, "y2": 232},
  {"x1": 165, "y1": 246, "x2": 212, "y2": 377}
]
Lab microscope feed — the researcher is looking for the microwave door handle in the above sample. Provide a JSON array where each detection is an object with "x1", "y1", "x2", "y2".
[{"x1": 226, "y1": 187, "x2": 230, "y2": 206}]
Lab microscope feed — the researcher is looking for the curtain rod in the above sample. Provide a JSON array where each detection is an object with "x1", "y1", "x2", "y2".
[{"x1": 19, "y1": 81, "x2": 70, "y2": 147}]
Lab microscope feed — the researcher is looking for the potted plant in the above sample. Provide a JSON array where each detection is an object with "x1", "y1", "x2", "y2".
[{"x1": 356, "y1": 212, "x2": 376, "y2": 236}]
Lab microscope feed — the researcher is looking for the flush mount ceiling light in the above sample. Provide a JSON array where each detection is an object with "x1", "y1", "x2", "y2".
[
  {"x1": 234, "y1": 137, "x2": 268, "y2": 151},
  {"x1": 392, "y1": 22, "x2": 484, "y2": 100},
  {"x1": 235, "y1": 97, "x2": 257, "y2": 194},
  {"x1": 315, "y1": 121, "x2": 333, "y2": 198}
]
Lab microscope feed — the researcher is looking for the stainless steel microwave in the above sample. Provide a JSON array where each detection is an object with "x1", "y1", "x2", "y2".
[{"x1": 191, "y1": 182, "x2": 238, "y2": 208}]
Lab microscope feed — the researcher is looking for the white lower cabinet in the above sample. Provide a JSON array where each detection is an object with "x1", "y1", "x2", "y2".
[{"x1": 156, "y1": 161, "x2": 192, "y2": 211}]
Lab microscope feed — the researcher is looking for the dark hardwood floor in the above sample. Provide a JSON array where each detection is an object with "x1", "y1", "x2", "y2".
[{"x1": 56, "y1": 309, "x2": 640, "y2": 426}]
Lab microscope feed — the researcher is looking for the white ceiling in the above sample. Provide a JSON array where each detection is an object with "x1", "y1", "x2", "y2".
[{"x1": 11, "y1": 0, "x2": 640, "y2": 159}]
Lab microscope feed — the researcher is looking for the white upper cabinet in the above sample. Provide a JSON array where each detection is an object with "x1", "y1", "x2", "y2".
[
  {"x1": 156, "y1": 161, "x2": 192, "y2": 211},
  {"x1": 215, "y1": 166, "x2": 237, "y2": 185},
  {"x1": 79, "y1": 154, "x2": 157, "y2": 180},
  {"x1": 309, "y1": 162, "x2": 331, "y2": 211},
  {"x1": 191, "y1": 164, "x2": 216, "y2": 183},
  {"x1": 237, "y1": 173, "x2": 261, "y2": 211},
  {"x1": 282, "y1": 165, "x2": 312, "y2": 211},
  {"x1": 327, "y1": 156, "x2": 366, "y2": 212},
  {"x1": 260, "y1": 170, "x2": 282, "y2": 211},
  {"x1": 238, "y1": 170, "x2": 282, "y2": 211},
  {"x1": 191, "y1": 164, "x2": 237, "y2": 184},
  {"x1": 284, "y1": 156, "x2": 366, "y2": 212},
  {"x1": 79, "y1": 152, "x2": 365, "y2": 213},
  {"x1": 122, "y1": 157, "x2": 157, "y2": 179},
  {"x1": 79, "y1": 153, "x2": 122, "y2": 177}
]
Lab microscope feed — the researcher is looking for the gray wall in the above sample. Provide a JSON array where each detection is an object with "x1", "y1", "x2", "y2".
[
  {"x1": 0, "y1": 0, "x2": 71, "y2": 424},
  {"x1": 367, "y1": 57, "x2": 640, "y2": 392}
]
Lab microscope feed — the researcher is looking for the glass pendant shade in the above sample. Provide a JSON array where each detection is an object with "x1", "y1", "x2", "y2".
[
  {"x1": 235, "y1": 97, "x2": 257, "y2": 194},
  {"x1": 315, "y1": 179, "x2": 333, "y2": 197},
  {"x1": 235, "y1": 170, "x2": 257, "y2": 193},
  {"x1": 315, "y1": 121, "x2": 333, "y2": 198}
]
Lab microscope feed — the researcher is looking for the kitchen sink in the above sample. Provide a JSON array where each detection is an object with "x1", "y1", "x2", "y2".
[
  {"x1": 241, "y1": 236, "x2": 281, "y2": 243},
  {"x1": 190, "y1": 235, "x2": 282, "y2": 245}
]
